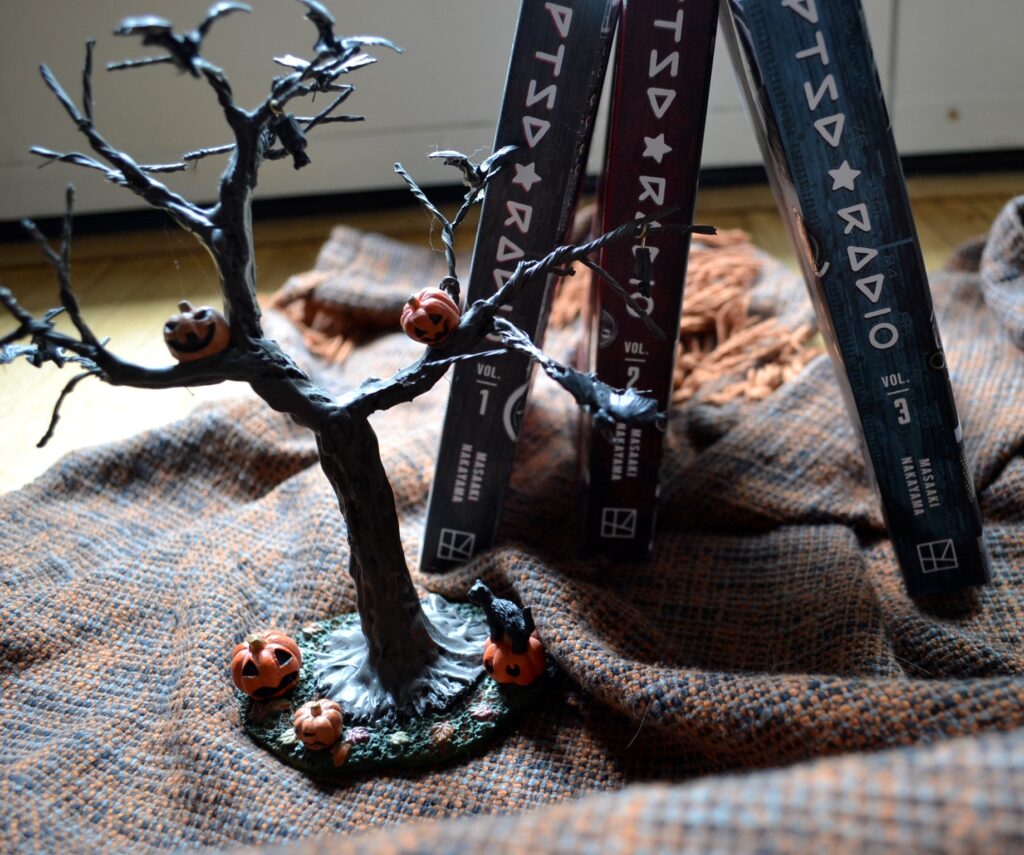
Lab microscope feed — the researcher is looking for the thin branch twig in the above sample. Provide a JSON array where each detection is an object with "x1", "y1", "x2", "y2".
[
  {"x1": 491, "y1": 317, "x2": 664, "y2": 431},
  {"x1": 578, "y1": 256, "x2": 665, "y2": 341},
  {"x1": 37, "y1": 368, "x2": 103, "y2": 447}
]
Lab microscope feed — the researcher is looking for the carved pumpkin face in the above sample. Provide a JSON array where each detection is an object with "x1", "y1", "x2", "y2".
[
  {"x1": 230, "y1": 631, "x2": 302, "y2": 700},
  {"x1": 164, "y1": 300, "x2": 230, "y2": 362},
  {"x1": 482, "y1": 635, "x2": 546, "y2": 687},
  {"x1": 293, "y1": 699, "x2": 344, "y2": 751},
  {"x1": 400, "y1": 287, "x2": 460, "y2": 346}
]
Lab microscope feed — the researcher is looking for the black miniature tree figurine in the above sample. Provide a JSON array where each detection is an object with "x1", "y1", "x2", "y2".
[{"x1": 0, "y1": 1, "x2": 700, "y2": 722}]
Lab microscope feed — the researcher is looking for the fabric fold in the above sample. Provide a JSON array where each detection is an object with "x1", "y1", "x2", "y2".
[{"x1": 2, "y1": 200, "x2": 1023, "y2": 852}]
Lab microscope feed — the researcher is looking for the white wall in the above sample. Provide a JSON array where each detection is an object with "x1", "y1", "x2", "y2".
[
  {"x1": 891, "y1": 0, "x2": 1024, "y2": 154},
  {"x1": 0, "y1": 0, "x2": 1020, "y2": 220}
]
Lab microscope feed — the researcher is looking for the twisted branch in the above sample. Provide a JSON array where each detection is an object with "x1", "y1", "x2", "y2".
[
  {"x1": 490, "y1": 318, "x2": 664, "y2": 433},
  {"x1": 394, "y1": 146, "x2": 517, "y2": 300},
  {"x1": 35, "y1": 41, "x2": 214, "y2": 237},
  {"x1": 37, "y1": 369, "x2": 104, "y2": 448},
  {"x1": 338, "y1": 177, "x2": 715, "y2": 421},
  {"x1": 21, "y1": 186, "x2": 101, "y2": 349}
]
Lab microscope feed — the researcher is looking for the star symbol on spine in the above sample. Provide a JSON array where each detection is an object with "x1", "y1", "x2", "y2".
[
  {"x1": 642, "y1": 133, "x2": 672, "y2": 164},
  {"x1": 828, "y1": 160, "x2": 862, "y2": 192},
  {"x1": 512, "y1": 162, "x2": 542, "y2": 192}
]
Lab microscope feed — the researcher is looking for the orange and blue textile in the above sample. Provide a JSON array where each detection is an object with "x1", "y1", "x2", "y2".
[{"x1": 2, "y1": 199, "x2": 1023, "y2": 853}]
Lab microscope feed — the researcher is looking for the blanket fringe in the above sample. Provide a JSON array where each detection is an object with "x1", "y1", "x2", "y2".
[{"x1": 550, "y1": 225, "x2": 821, "y2": 404}]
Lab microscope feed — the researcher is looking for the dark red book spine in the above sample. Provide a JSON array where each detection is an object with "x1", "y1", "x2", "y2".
[{"x1": 581, "y1": 0, "x2": 718, "y2": 555}]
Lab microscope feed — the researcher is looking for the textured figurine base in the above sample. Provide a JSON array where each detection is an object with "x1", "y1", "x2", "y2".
[
  {"x1": 315, "y1": 593, "x2": 490, "y2": 721},
  {"x1": 238, "y1": 603, "x2": 548, "y2": 778}
]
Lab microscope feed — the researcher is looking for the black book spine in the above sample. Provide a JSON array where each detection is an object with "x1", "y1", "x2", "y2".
[
  {"x1": 580, "y1": 0, "x2": 718, "y2": 556},
  {"x1": 720, "y1": 0, "x2": 989, "y2": 596},
  {"x1": 420, "y1": 0, "x2": 621, "y2": 572}
]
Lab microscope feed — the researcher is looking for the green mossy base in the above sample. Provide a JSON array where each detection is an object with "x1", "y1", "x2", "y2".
[{"x1": 238, "y1": 607, "x2": 547, "y2": 778}]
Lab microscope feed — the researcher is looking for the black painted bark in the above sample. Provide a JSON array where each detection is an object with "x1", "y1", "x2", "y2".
[{"x1": 315, "y1": 413, "x2": 486, "y2": 720}]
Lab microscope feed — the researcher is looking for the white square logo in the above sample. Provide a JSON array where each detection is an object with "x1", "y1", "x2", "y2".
[
  {"x1": 600, "y1": 508, "x2": 638, "y2": 539},
  {"x1": 437, "y1": 528, "x2": 476, "y2": 562},
  {"x1": 917, "y1": 539, "x2": 959, "y2": 574}
]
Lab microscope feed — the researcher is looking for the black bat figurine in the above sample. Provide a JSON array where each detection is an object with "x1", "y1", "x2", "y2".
[{"x1": 113, "y1": 2, "x2": 251, "y2": 76}]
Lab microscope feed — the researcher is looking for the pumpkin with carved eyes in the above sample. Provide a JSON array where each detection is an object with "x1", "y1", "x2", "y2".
[
  {"x1": 400, "y1": 287, "x2": 460, "y2": 346},
  {"x1": 482, "y1": 634, "x2": 546, "y2": 687},
  {"x1": 164, "y1": 300, "x2": 231, "y2": 362},
  {"x1": 230, "y1": 631, "x2": 302, "y2": 700},
  {"x1": 293, "y1": 699, "x2": 344, "y2": 751}
]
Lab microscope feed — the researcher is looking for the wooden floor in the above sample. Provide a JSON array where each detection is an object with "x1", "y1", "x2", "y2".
[{"x1": 2, "y1": 172, "x2": 1022, "y2": 493}]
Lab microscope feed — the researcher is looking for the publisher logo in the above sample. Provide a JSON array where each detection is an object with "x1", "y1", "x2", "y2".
[
  {"x1": 600, "y1": 508, "x2": 638, "y2": 539},
  {"x1": 438, "y1": 528, "x2": 476, "y2": 562},
  {"x1": 917, "y1": 539, "x2": 958, "y2": 574}
]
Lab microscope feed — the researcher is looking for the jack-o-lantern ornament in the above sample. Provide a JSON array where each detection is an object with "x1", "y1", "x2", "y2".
[
  {"x1": 482, "y1": 634, "x2": 546, "y2": 687},
  {"x1": 164, "y1": 300, "x2": 231, "y2": 362},
  {"x1": 400, "y1": 287, "x2": 460, "y2": 346},
  {"x1": 293, "y1": 699, "x2": 344, "y2": 751},
  {"x1": 230, "y1": 631, "x2": 302, "y2": 700}
]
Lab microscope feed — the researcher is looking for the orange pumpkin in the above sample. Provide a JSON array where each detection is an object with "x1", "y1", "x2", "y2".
[
  {"x1": 293, "y1": 699, "x2": 344, "y2": 751},
  {"x1": 230, "y1": 631, "x2": 302, "y2": 700},
  {"x1": 400, "y1": 287, "x2": 460, "y2": 345},
  {"x1": 164, "y1": 300, "x2": 231, "y2": 362},
  {"x1": 482, "y1": 634, "x2": 546, "y2": 687}
]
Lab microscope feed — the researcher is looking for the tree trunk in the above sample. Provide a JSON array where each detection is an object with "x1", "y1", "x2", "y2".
[{"x1": 312, "y1": 409, "x2": 487, "y2": 722}]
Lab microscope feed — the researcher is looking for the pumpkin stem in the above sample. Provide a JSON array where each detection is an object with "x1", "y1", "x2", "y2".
[
  {"x1": 310, "y1": 702, "x2": 322, "y2": 716},
  {"x1": 246, "y1": 634, "x2": 266, "y2": 652},
  {"x1": 178, "y1": 300, "x2": 193, "y2": 313},
  {"x1": 406, "y1": 295, "x2": 420, "y2": 309}
]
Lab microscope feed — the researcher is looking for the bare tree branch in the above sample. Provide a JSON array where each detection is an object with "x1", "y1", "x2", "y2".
[
  {"x1": 197, "y1": 62, "x2": 245, "y2": 126},
  {"x1": 0, "y1": 193, "x2": 268, "y2": 435},
  {"x1": 21, "y1": 188, "x2": 101, "y2": 349},
  {"x1": 0, "y1": 278, "x2": 242, "y2": 381},
  {"x1": 82, "y1": 34, "x2": 95, "y2": 122},
  {"x1": 33, "y1": 147, "x2": 190, "y2": 176},
  {"x1": 394, "y1": 162, "x2": 459, "y2": 285},
  {"x1": 490, "y1": 318, "x2": 663, "y2": 434},
  {"x1": 578, "y1": 256, "x2": 665, "y2": 340},
  {"x1": 107, "y1": 55, "x2": 175, "y2": 72},
  {"x1": 394, "y1": 147, "x2": 516, "y2": 299},
  {"x1": 299, "y1": 115, "x2": 363, "y2": 126},
  {"x1": 420, "y1": 348, "x2": 508, "y2": 371},
  {"x1": 32, "y1": 148, "x2": 112, "y2": 175},
  {"x1": 110, "y1": 3, "x2": 252, "y2": 77},
  {"x1": 339, "y1": 206, "x2": 714, "y2": 422},
  {"x1": 101, "y1": 2, "x2": 399, "y2": 344},
  {"x1": 299, "y1": 86, "x2": 358, "y2": 133},
  {"x1": 182, "y1": 143, "x2": 236, "y2": 163},
  {"x1": 36, "y1": 368, "x2": 104, "y2": 447},
  {"x1": 37, "y1": 43, "x2": 214, "y2": 236},
  {"x1": 179, "y1": 90, "x2": 360, "y2": 167}
]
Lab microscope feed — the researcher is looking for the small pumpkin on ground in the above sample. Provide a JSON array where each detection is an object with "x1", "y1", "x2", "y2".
[
  {"x1": 293, "y1": 699, "x2": 344, "y2": 751},
  {"x1": 400, "y1": 287, "x2": 460, "y2": 345},
  {"x1": 230, "y1": 631, "x2": 302, "y2": 700},
  {"x1": 482, "y1": 634, "x2": 546, "y2": 687},
  {"x1": 163, "y1": 300, "x2": 231, "y2": 362}
]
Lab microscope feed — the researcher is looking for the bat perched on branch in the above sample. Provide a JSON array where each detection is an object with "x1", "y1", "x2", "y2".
[{"x1": 110, "y1": 2, "x2": 252, "y2": 75}]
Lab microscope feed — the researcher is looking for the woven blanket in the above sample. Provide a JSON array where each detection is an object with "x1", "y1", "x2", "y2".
[{"x1": 2, "y1": 198, "x2": 1023, "y2": 854}]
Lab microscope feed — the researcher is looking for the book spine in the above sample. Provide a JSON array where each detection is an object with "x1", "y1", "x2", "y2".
[
  {"x1": 580, "y1": 0, "x2": 718, "y2": 556},
  {"x1": 720, "y1": 0, "x2": 989, "y2": 596},
  {"x1": 419, "y1": 0, "x2": 621, "y2": 572}
]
